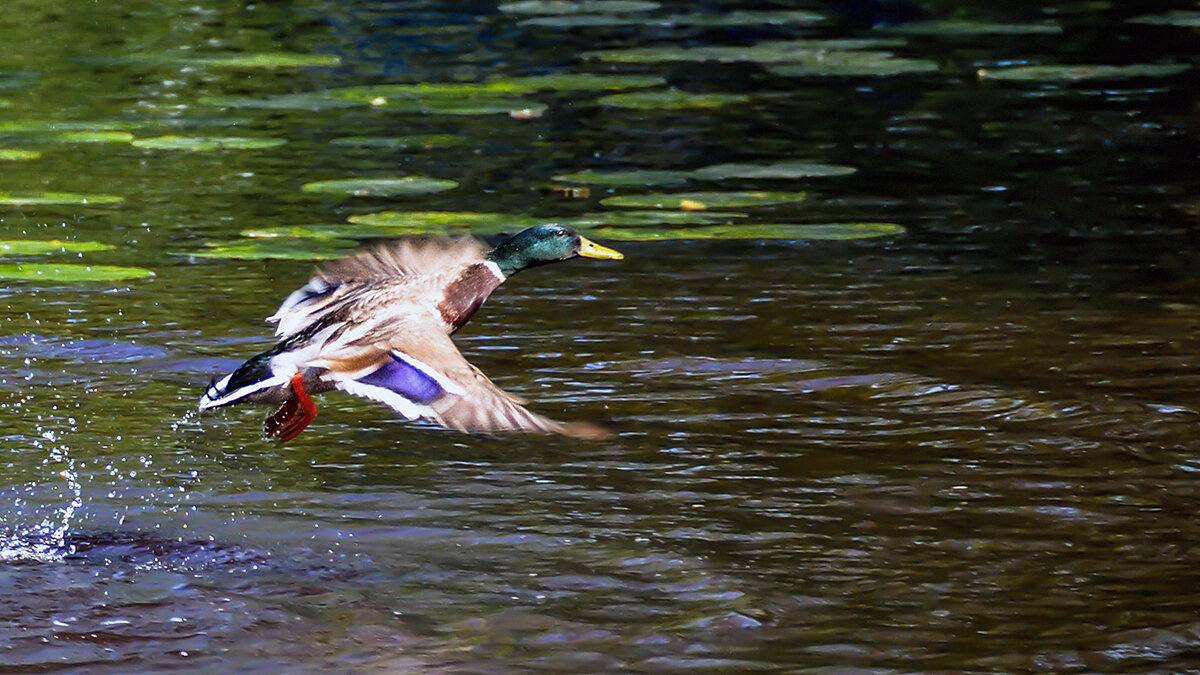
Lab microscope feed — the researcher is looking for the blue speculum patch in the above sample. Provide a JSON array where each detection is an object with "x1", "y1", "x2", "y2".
[{"x1": 358, "y1": 353, "x2": 447, "y2": 404}]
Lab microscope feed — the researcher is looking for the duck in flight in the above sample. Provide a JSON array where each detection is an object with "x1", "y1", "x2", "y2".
[{"x1": 199, "y1": 224, "x2": 623, "y2": 441}]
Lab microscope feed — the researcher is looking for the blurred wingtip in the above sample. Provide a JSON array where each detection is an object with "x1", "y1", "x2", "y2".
[{"x1": 558, "y1": 420, "x2": 614, "y2": 441}]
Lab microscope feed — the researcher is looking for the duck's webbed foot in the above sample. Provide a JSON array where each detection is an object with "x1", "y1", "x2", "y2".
[{"x1": 264, "y1": 373, "x2": 317, "y2": 442}]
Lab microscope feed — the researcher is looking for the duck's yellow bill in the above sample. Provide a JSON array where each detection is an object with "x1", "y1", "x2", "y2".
[{"x1": 578, "y1": 237, "x2": 624, "y2": 260}]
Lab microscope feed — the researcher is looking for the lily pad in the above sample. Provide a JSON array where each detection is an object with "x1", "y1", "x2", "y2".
[
  {"x1": 302, "y1": 177, "x2": 459, "y2": 198},
  {"x1": 694, "y1": 161, "x2": 857, "y2": 179},
  {"x1": 183, "y1": 239, "x2": 358, "y2": 261},
  {"x1": 768, "y1": 54, "x2": 939, "y2": 77},
  {"x1": 0, "y1": 263, "x2": 154, "y2": 281},
  {"x1": 330, "y1": 134, "x2": 461, "y2": 149},
  {"x1": 553, "y1": 169, "x2": 694, "y2": 187},
  {"x1": 977, "y1": 63, "x2": 1192, "y2": 82},
  {"x1": 486, "y1": 73, "x2": 666, "y2": 93},
  {"x1": 0, "y1": 192, "x2": 124, "y2": 206},
  {"x1": 499, "y1": 0, "x2": 660, "y2": 14},
  {"x1": 0, "y1": 240, "x2": 113, "y2": 255},
  {"x1": 361, "y1": 95, "x2": 549, "y2": 116},
  {"x1": 0, "y1": 120, "x2": 138, "y2": 133},
  {"x1": 584, "y1": 223, "x2": 905, "y2": 241},
  {"x1": 348, "y1": 211, "x2": 540, "y2": 230},
  {"x1": 0, "y1": 149, "x2": 40, "y2": 160},
  {"x1": 598, "y1": 90, "x2": 750, "y2": 109},
  {"x1": 565, "y1": 210, "x2": 749, "y2": 226},
  {"x1": 131, "y1": 135, "x2": 287, "y2": 151},
  {"x1": 1128, "y1": 11, "x2": 1200, "y2": 27},
  {"x1": 198, "y1": 93, "x2": 365, "y2": 111},
  {"x1": 601, "y1": 191, "x2": 807, "y2": 209},
  {"x1": 323, "y1": 74, "x2": 663, "y2": 102},
  {"x1": 187, "y1": 52, "x2": 342, "y2": 68},
  {"x1": 886, "y1": 20, "x2": 1062, "y2": 35},
  {"x1": 1, "y1": 130, "x2": 134, "y2": 144},
  {"x1": 521, "y1": 10, "x2": 825, "y2": 28},
  {"x1": 586, "y1": 39, "x2": 906, "y2": 63}
]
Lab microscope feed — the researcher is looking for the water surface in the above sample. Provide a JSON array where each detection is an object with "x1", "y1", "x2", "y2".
[{"x1": 2, "y1": 0, "x2": 1199, "y2": 672}]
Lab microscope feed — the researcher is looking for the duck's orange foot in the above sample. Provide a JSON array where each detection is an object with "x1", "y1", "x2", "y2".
[{"x1": 264, "y1": 373, "x2": 317, "y2": 442}]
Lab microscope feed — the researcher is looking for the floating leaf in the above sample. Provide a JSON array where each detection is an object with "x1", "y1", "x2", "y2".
[
  {"x1": 242, "y1": 224, "x2": 389, "y2": 240},
  {"x1": 0, "y1": 263, "x2": 154, "y2": 281},
  {"x1": 198, "y1": 93, "x2": 364, "y2": 111},
  {"x1": 694, "y1": 161, "x2": 857, "y2": 179},
  {"x1": 0, "y1": 192, "x2": 124, "y2": 206},
  {"x1": 598, "y1": 90, "x2": 750, "y2": 109},
  {"x1": 499, "y1": 0, "x2": 660, "y2": 14},
  {"x1": 378, "y1": 96, "x2": 549, "y2": 116},
  {"x1": 183, "y1": 239, "x2": 358, "y2": 260},
  {"x1": 330, "y1": 134, "x2": 462, "y2": 149},
  {"x1": 602, "y1": 191, "x2": 807, "y2": 209},
  {"x1": 521, "y1": 10, "x2": 825, "y2": 28},
  {"x1": 131, "y1": 135, "x2": 287, "y2": 151},
  {"x1": 348, "y1": 211, "x2": 540, "y2": 230},
  {"x1": 583, "y1": 223, "x2": 905, "y2": 241},
  {"x1": 768, "y1": 53, "x2": 939, "y2": 77},
  {"x1": 565, "y1": 210, "x2": 749, "y2": 226},
  {"x1": 0, "y1": 148, "x2": 39, "y2": 160},
  {"x1": 323, "y1": 74, "x2": 663, "y2": 102},
  {"x1": 0, "y1": 120, "x2": 138, "y2": 133},
  {"x1": 553, "y1": 169, "x2": 694, "y2": 187},
  {"x1": 302, "y1": 177, "x2": 459, "y2": 198},
  {"x1": 586, "y1": 39, "x2": 906, "y2": 63},
  {"x1": 1128, "y1": 11, "x2": 1200, "y2": 27},
  {"x1": 0, "y1": 239, "x2": 113, "y2": 255},
  {"x1": 487, "y1": 73, "x2": 666, "y2": 93},
  {"x1": 886, "y1": 20, "x2": 1062, "y2": 35},
  {"x1": 977, "y1": 63, "x2": 1191, "y2": 82},
  {"x1": 0, "y1": 130, "x2": 134, "y2": 144},
  {"x1": 187, "y1": 52, "x2": 342, "y2": 68}
]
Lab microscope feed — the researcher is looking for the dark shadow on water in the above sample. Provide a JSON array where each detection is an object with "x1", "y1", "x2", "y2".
[{"x1": 1, "y1": 530, "x2": 266, "y2": 569}]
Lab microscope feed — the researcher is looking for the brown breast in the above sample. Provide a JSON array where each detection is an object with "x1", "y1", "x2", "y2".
[{"x1": 437, "y1": 262, "x2": 504, "y2": 333}]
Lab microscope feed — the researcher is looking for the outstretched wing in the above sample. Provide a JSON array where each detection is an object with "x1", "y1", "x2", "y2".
[
  {"x1": 315, "y1": 318, "x2": 606, "y2": 438},
  {"x1": 270, "y1": 236, "x2": 489, "y2": 338}
]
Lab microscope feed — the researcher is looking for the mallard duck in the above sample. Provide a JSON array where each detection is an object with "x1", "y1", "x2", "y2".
[{"x1": 199, "y1": 224, "x2": 623, "y2": 441}]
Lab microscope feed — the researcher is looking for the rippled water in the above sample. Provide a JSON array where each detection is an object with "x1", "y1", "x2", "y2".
[{"x1": 2, "y1": 0, "x2": 1200, "y2": 672}]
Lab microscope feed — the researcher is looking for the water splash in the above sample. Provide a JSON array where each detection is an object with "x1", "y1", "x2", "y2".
[{"x1": 0, "y1": 430, "x2": 83, "y2": 563}]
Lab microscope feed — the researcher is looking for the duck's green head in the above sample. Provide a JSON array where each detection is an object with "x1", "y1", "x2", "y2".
[{"x1": 487, "y1": 224, "x2": 624, "y2": 277}]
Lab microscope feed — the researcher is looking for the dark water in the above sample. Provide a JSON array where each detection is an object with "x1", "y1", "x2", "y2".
[{"x1": 2, "y1": 0, "x2": 1200, "y2": 672}]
